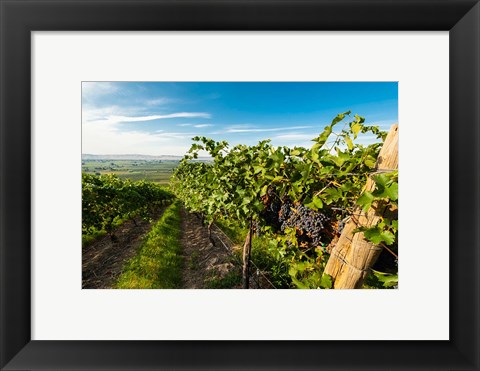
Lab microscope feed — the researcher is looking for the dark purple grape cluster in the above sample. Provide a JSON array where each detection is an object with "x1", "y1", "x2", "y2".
[
  {"x1": 280, "y1": 204, "x2": 329, "y2": 247},
  {"x1": 257, "y1": 186, "x2": 282, "y2": 230},
  {"x1": 261, "y1": 198, "x2": 281, "y2": 229},
  {"x1": 279, "y1": 201, "x2": 293, "y2": 224},
  {"x1": 258, "y1": 187, "x2": 331, "y2": 248}
]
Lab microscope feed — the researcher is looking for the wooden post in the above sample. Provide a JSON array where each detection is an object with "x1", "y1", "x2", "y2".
[
  {"x1": 242, "y1": 221, "x2": 253, "y2": 289},
  {"x1": 324, "y1": 124, "x2": 398, "y2": 289},
  {"x1": 207, "y1": 218, "x2": 216, "y2": 246}
]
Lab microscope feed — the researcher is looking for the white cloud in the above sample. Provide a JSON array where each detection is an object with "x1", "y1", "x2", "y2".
[
  {"x1": 194, "y1": 124, "x2": 213, "y2": 128},
  {"x1": 82, "y1": 121, "x2": 194, "y2": 156},
  {"x1": 273, "y1": 133, "x2": 316, "y2": 141},
  {"x1": 226, "y1": 125, "x2": 312, "y2": 133},
  {"x1": 145, "y1": 97, "x2": 173, "y2": 106},
  {"x1": 83, "y1": 111, "x2": 211, "y2": 126},
  {"x1": 108, "y1": 112, "x2": 211, "y2": 123},
  {"x1": 268, "y1": 133, "x2": 316, "y2": 148},
  {"x1": 178, "y1": 123, "x2": 192, "y2": 127},
  {"x1": 82, "y1": 105, "x2": 145, "y2": 123},
  {"x1": 154, "y1": 132, "x2": 195, "y2": 139},
  {"x1": 81, "y1": 105, "x2": 206, "y2": 155}
]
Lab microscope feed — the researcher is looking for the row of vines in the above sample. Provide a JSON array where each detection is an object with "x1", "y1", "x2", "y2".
[
  {"x1": 82, "y1": 173, "x2": 174, "y2": 238},
  {"x1": 171, "y1": 112, "x2": 398, "y2": 289}
]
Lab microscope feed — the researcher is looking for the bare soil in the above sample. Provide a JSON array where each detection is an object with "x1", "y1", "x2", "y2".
[
  {"x1": 82, "y1": 209, "x2": 164, "y2": 289},
  {"x1": 179, "y1": 209, "x2": 241, "y2": 289},
  {"x1": 83, "y1": 206, "x2": 270, "y2": 290}
]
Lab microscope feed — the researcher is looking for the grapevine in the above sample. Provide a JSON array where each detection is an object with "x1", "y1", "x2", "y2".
[
  {"x1": 171, "y1": 112, "x2": 398, "y2": 288},
  {"x1": 82, "y1": 173, "x2": 173, "y2": 239}
]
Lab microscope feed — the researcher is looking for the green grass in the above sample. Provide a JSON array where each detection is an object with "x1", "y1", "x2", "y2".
[
  {"x1": 216, "y1": 220, "x2": 247, "y2": 243},
  {"x1": 188, "y1": 250, "x2": 200, "y2": 270},
  {"x1": 204, "y1": 269, "x2": 242, "y2": 289},
  {"x1": 82, "y1": 228, "x2": 106, "y2": 246},
  {"x1": 216, "y1": 219, "x2": 292, "y2": 288},
  {"x1": 116, "y1": 201, "x2": 183, "y2": 289}
]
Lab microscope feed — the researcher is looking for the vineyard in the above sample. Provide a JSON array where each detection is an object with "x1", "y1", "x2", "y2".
[{"x1": 82, "y1": 112, "x2": 398, "y2": 289}]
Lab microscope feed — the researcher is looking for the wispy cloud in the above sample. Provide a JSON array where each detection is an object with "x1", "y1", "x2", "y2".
[
  {"x1": 269, "y1": 132, "x2": 318, "y2": 149},
  {"x1": 82, "y1": 128, "x2": 192, "y2": 156},
  {"x1": 178, "y1": 123, "x2": 192, "y2": 127},
  {"x1": 194, "y1": 124, "x2": 213, "y2": 128},
  {"x1": 273, "y1": 133, "x2": 316, "y2": 141},
  {"x1": 111, "y1": 112, "x2": 211, "y2": 123},
  {"x1": 154, "y1": 132, "x2": 195, "y2": 139},
  {"x1": 84, "y1": 111, "x2": 211, "y2": 125},
  {"x1": 145, "y1": 97, "x2": 175, "y2": 106},
  {"x1": 82, "y1": 105, "x2": 145, "y2": 123},
  {"x1": 82, "y1": 120, "x2": 195, "y2": 156},
  {"x1": 81, "y1": 104, "x2": 206, "y2": 155},
  {"x1": 225, "y1": 125, "x2": 312, "y2": 133}
]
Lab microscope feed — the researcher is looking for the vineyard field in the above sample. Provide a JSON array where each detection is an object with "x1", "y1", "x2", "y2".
[{"x1": 81, "y1": 159, "x2": 180, "y2": 185}]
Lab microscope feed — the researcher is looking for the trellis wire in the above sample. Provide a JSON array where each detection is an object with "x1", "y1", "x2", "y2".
[{"x1": 212, "y1": 223, "x2": 278, "y2": 289}]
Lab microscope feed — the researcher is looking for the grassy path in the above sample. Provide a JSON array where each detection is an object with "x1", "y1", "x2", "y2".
[
  {"x1": 115, "y1": 201, "x2": 242, "y2": 289},
  {"x1": 82, "y1": 208, "x2": 166, "y2": 289},
  {"x1": 116, "y1": 201, "x2": 183, "y2": 289}
]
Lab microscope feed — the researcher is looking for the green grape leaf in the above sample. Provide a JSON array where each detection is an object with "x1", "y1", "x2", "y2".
[
  {"x1": 392, "y1": 219, "x2": 398, "y2": 231},
  {"x1": 331, "y1": 110, "x2": 351, "y2": 126},
  {"x1": 372, "y1": 270, "x2": 398, "y2": 288},
  {"x1": 372, "y1": 173, "x2": 389, "y2": 188},
  {"x1": 354, "y1": 114, "x2": 365, "y2": 124},
  {"x1": 319, "y1": 274, "x2": 333, "y2": 289},
  {"x1": 350, "y1": 122, "x2": 362, "y2": 139},
  {"x1": 363, "y1": 228, "x2": 396, "y2": 245},
  {"x1": 356, "y1": 191, "x2": 374, "y2": 212},
  {"x1": 305, "y1": 196, "x2": 324, "y2": 210},
  {"x1": 260, "y1": 185, "x2": 268, "y2": 197},
  {"x1": 364, "y1": 155, "x2": 376, "y2": 168},
  {"x1": 344, "y1": 134, "x2": 354, "y2": 151},
  {"x1": 313, "y1": 126, "x2": 332, "y2": 148},
  {"x1": 384, "y1": 182, "x2": 398, "y2": 201},
  {"x1": 323, "y1": 188, "x2": 343, "y2": 205}
]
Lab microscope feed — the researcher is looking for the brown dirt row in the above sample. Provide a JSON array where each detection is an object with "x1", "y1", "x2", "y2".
[
  {"x1": 179, "y1": 208, "x2": 241, "y2": 289},
  {"x1": 82, "y1": 209, "x2": 165, "y2": 289},
  {"x1": 82, "y1": 205, "x2": 268, "y2": 289}
]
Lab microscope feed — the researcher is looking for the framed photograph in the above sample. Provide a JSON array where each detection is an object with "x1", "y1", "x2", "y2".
[
  {"x1": 80, "y1": 81, "x2": 400, "y2": 291},
  {"x1": 1, "y1": 0, "x2": 479, "y2": 370}
]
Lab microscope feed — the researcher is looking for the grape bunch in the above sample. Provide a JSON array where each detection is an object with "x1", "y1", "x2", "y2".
[
  {"x1": 280, "y1": 204, "x2": 329, "y2": 247},
  {"x1": 279, "y1": 200, "x2": 293, "y2": 224},
  {"x1": 259, "y1": 188, "x2": 331, "y2": 247},
  {"x1": 259, "y1": 186, "x2": 282, "y2": 230},
  {"x1": 261, "y1": 199, "x2": 281, "y2": 229}
]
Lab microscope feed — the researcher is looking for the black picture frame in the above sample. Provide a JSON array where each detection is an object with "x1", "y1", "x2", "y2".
[{"x1": 1, "y1": 1, "x2": 479, "y2": 370}]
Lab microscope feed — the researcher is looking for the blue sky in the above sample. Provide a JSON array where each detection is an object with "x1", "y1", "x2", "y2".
[{"x1": 82, "y1": 82, "x2": 398, "y2": 156}]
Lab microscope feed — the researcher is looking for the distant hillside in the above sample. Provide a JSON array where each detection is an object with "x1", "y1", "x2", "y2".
[{"x1": 82, "y1": 154, "x2": 211, "y2": 161}]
